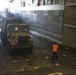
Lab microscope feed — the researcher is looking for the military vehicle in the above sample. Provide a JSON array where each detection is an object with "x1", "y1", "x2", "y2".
[
  {"x1": 1, "y1": 18, "x2": 24, "y2": 47},
  {"x1": 6, "y1": 24, "x2": 33, "y2": 55},
  {"x1": 1, "y1": 18, "x2": 33, "y2": 55}
]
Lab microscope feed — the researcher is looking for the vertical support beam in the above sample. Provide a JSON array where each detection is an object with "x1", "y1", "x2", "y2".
[
  {"x1": 45, "y1": 0, "x2": 48, "y2": 5},
  {"x1": 51, "y1": 0, "x2": 53, "y2": 4},
  {"x1": 43, "y1": 0, "x2": 45, "y2": 5}
]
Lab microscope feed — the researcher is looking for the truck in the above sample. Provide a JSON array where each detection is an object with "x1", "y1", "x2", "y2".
[
  {"x1": 1, "y1": 18, "x2": 33, "y2": 55},
  {"x1": 1, "y1": 18, "x2": 24, "y2": 47}
]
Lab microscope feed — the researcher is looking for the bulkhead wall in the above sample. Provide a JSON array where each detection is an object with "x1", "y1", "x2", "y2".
[{"x1": 17, "y1": 10, "x2": 63, "y2": 44}]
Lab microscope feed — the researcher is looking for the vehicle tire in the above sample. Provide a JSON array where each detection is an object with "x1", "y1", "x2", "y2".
[
  {"x1": 27, "y1": 47, "x2": 33, "y2": 54},
  {"x1": 8, "y1": 49, "x2": 14, "y2": 56}
]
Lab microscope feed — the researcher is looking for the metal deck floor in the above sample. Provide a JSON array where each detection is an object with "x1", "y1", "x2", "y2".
[{"x1": 0, "y1": 34, "x2": 76, "y2": 75}]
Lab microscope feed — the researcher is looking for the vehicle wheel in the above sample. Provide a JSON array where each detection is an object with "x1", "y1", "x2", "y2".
[
  {"x1": 27, "y1": 47, "x2": 33, "y2": 54},
  {"x1": 7, "y1": 47, "x2": 13, "y2": 56},
  {"x1": 28, "y1": 50, "x2": 32, "y2": 54},
  {"x1": 9, "y1": 50, "x2": 13, "y2": 56}
]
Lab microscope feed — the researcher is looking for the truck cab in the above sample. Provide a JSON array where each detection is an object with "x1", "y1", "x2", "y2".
[{"x1": 6, "y1": 24, "x2": 33, "y2": 55}]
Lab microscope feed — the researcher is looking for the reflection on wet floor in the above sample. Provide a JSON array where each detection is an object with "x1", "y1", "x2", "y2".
[{"x1": 0, "y1": 34, "x2": 76, "y2": 75}]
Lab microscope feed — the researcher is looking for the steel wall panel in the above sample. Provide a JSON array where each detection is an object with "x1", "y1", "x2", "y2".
[{"x1": 15, "y1": 10, "x2": 63, "y2": 43}]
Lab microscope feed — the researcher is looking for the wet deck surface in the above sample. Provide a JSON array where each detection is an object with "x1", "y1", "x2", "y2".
[{"x1": 0, "y1": 34, "x2": 76, "y2": 75}]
